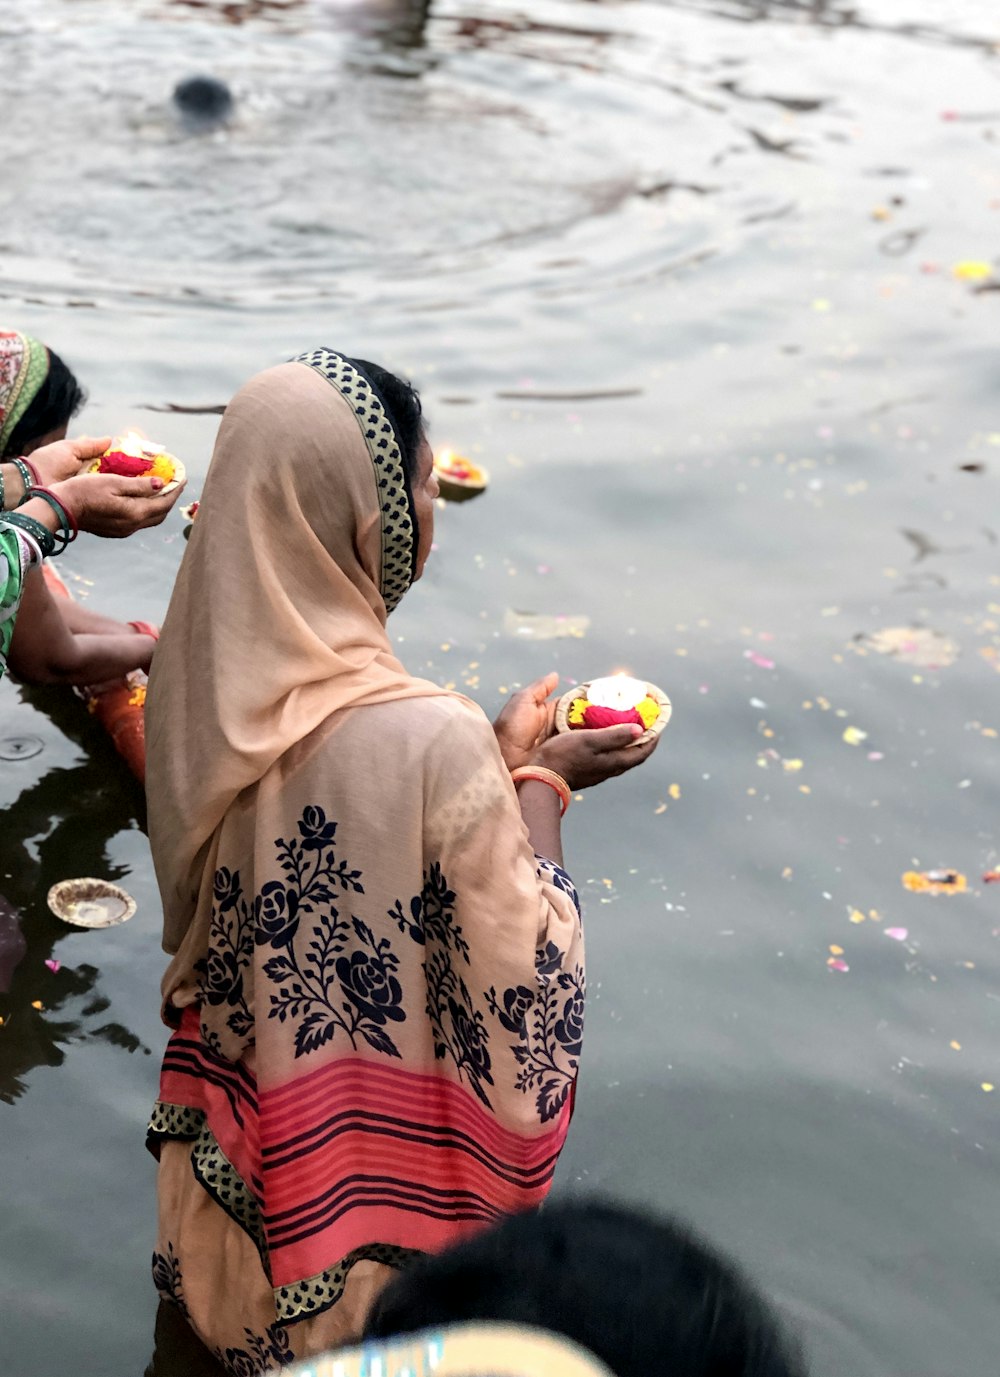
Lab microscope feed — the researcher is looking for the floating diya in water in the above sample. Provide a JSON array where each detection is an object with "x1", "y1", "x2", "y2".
[
  {"x1": 85, "y1": 431, "x2": 185, "y2": 494},
  {"x1": 47, "y1": 877, "x2": 137, "y2": 929},
  {"x1": 433, "y1": 448, "x2": 489, "y2": 502},
  {"x1": 555, "y1": 673, "x2": 671, "y2": 742}
]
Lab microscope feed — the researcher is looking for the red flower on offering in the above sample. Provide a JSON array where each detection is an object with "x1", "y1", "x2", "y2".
[
  {"x1": 98, "y1": 451, "x2": 155, "y2": 478},
  {"x1": 581, "y1": 703, "x2": 645, "y2": 730}
]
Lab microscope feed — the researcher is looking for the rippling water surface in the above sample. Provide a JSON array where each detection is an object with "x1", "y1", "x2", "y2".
[{"x1": 2, "y1": 1, "x2": 999, "y2": 1373}]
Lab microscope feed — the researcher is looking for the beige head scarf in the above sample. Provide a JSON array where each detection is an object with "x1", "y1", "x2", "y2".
[{"x1": 147, "y1": 351, "x2": 446, "y2": 953}]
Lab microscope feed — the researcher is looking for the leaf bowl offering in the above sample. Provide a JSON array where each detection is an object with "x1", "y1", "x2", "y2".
[
  {"x1": 433, "y1": 449, "x2": 489, "y2": 502},
  {"x1": 86, "y1": 433, "x2": 185, "y2": 494},
  {"x1": 47, "y1": 877, "x2": 137, "y2": 929},
  {"x1": 555, "y1": 675, "x2": 671, "y2": 744}
]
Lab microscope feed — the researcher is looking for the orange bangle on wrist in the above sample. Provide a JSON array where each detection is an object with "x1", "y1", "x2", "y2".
[{"x1": 511, "y1": 766, "x2": 571, "y2": 817}]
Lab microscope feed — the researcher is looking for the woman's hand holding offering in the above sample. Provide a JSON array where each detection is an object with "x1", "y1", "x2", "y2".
[
  {"x1": 26, "y1": 434, "x2": 112, "y2": 486},
  {"x1": 53, "y1": 470, "x2": 185, "y2": 538},
  {"x1": 531, "y1": 721, "x2": 660, "y2": 791},
  {"x1": 493, "y1": 671, "x2": 560, "y2": 771}
]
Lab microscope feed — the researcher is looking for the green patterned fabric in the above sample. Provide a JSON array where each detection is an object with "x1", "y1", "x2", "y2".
[
  {"x1": 0, "y1": 524, "x2": 28, "y2": 680},
  {"x1": 0, "y1": 331, "x2": 50, "y2": 456}
]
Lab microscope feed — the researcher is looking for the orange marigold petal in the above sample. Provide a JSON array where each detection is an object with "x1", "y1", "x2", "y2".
[{"x1": 150, "y1": 454, "x2": 176, "y2": 482}]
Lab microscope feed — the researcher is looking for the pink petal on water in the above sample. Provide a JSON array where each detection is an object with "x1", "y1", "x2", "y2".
[
  {"x1": 884, "y1": 927, "x2": 908, "y2": 942},
  {"x1": 744, "y1": 650, "x2": 776, "y2": 670},
  {"x1": 826, "y1": 957, "x2": 849, "y2": 973},
  {"x1": 44, "y1": 959, "x2": 61, "y2": 973}
]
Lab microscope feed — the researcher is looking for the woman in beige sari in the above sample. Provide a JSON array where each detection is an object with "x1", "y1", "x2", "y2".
[{"x1": 145, "y1": 349, "x2": 658, "y2": 1374}]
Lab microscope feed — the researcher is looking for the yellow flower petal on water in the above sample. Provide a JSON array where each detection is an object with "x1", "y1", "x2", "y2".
[
  {"x1": 783, "y1": 758, "x2": 804, "y2": 772},
  {"x1": 829, "y1": 944, "x2": 844, "y2": 956},
  {"x1": 843, "y1": 726, "x2": 868, "y2": 746},
  {"x1": 953, "y1": 260, "x2": 993, "y2": 281},
  {"x1": 849, "y1": 909, "x2": 866, "y2": 924},
  {"x1": 950, "y1": 1041, "x2": 961, "y2": 1051},
  {"x1": 982, "y1": 1082, "x2": 995, "y2": 1093},
  {"x1": 668, "y1": 783, "x2": 681, "y2": 800},
  {"x1": 31, "y1": 1000, "x2": 44, "y2": 1011}
]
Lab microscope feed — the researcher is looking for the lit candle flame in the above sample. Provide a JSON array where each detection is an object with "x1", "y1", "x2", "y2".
[
  {"x1": 112, "y1": 429, "x2": 164, "y2": 457},
  {"x1": 587, "y1": 673, "x2": 647, "y2": 710}
]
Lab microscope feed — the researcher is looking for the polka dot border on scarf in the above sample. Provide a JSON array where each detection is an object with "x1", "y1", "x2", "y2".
[{"x1": 292, "y1": 348, "x2": 416, "y2": 614}]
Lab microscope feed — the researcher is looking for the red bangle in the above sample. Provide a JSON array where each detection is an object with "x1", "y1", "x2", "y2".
[
  {"x1": 30, "y1": 485, "x2": 79, "y2": 541},
  {"x1": 510, "y1": 766, "x2": 572, "y2": 816},
  {"x1": 22, "y1": 457, "x2": 41, "y2": 487},
  {"x1": 128, "y1": 620, "x2": 160, "y2": 641}
]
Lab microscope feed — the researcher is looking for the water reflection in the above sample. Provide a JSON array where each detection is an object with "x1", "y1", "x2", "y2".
[{"x1": 0, "y1": 693, "x2": 149, "y2": 1104}]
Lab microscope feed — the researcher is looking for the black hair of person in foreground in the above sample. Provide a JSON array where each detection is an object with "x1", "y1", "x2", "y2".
[
  {"x1": 365, "y1": 1199, "x2": 809, "y2": 1377},
  {"x1": 4, "y1": 346, "x2": 86, "y2": 456}
]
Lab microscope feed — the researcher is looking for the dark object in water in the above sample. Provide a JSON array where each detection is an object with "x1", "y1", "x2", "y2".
[
  {"x1": 0, "y1": 895, "x2": 27, "y2": 994},
  {"x1": 173, "y1": 75, "x2": 234, "y2": 128},
  {"x1": 142, "y1": 402, "x2": 227, "y2": 415}
]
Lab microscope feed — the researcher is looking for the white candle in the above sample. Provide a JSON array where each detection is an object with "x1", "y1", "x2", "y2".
[{"x1": 587, "y1": 673, "x2": 646, "y2": 710}]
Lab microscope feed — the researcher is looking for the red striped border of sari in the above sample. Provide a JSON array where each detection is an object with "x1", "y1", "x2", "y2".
[{"x1": 156, "y1": 1009, "x2": 572, "y2": 1293}]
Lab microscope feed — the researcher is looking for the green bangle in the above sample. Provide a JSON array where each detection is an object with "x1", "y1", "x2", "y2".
[
  {"x1": 0, "y1": 466, "x2": 5, "y2": 512},
  {"x1": 2, "y1": 510, "x2": 58, "y2": 559},
  {"x1": 11, "y1": 458, "x2": 33, "y2": 505},
  {"x1": 26, "y1": 488, "x2": 74, "y2": 551}
]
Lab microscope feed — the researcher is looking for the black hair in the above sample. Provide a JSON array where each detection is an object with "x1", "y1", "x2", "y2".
[
  {"x1": 365, "y1": 1199, "x2": 808, "y2": 1377},
  {"x1": 3, "y1": 348, "x2": 86, "y2": 458},
  {"x1": 346, "y1": 356, "x2": 426, "y2": 483}
]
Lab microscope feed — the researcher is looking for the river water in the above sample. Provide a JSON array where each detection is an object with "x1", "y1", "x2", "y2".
[{"x1": 2, "y1": 0, "x2": 999, "y2": 1372}]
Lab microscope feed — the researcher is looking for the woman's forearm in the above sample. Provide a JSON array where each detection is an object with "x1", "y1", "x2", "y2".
[
  {"x1": 1, "y1": 462, "x2": 29, "y2": 511},
  {"x1": 515, "y1": 779, "x2": 564, "y2": 868}
]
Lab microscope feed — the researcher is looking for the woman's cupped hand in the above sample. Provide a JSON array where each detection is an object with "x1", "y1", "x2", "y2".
[
  {"x1": 532, "y1": 721, "x2": 659, "y2": 791},
  {"x1": 492, "y1": 671, "x2": 561, "y2": 771},
  {"x1": 27, "y1": 434, "x2": 112, "y2": 486},
  {"x1": 493, "y1": 670, "x2": 660, "y2": 789}
]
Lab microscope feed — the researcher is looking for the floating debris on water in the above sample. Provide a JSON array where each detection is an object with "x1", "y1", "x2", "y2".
[
  {"x1": 744, "y1": 650, "x2": 775, "y2": 669},
  {"x1": 885, "y1": 927, "x2": 909, "y2": 942},
  {"x1": 952, "y1": 260, "x2": 993, "y2": 281},
  {"x1": 901, "y1": 869, "x2": 968, "y2": 895},
  {"x1": 503, "y1": 610, "x2": 590, "y2": 640},
  {"x1": 860, "y1": 626, "x2": 959, "y2": 669}
]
